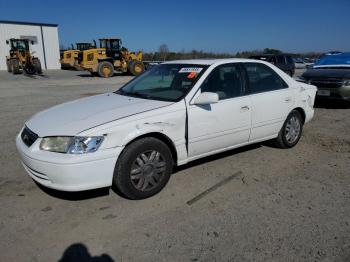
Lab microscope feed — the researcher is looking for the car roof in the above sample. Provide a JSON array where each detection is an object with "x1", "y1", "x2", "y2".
[{"x1": 163, "y1": 58, "x2": 260, "y2": 66}]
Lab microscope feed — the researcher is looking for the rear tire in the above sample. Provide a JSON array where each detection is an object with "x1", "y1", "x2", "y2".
[
  {"x1": 97, "y1": 61, "x2": 114, "y2": 78},
  {"x1": 33, "y1": 58, "x2": 42, "y2": 74},
  {"x1": 273, "y1": 110, "x2": 303, "y2": 148},
  {"x1": 113, "y1": 137, "x2": 173, "y2": 200},
  {"x1": 128, "y1": 60, "x2": 145, "y2": 76}
]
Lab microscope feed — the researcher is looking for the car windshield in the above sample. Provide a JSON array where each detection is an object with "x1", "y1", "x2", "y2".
[
  {"x1": 116, "y1": 64, "x2": 208, "y2": 102},
  {"x1": 314, "y1": 53, "x2": 350, "y2": 68}
]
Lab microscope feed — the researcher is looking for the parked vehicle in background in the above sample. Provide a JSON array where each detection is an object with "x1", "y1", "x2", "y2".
[
  {"x1": 249, "y1": 54, "x2": 295, "y2": 76},
  {"x1": 6, "y1": 38, "x2": 42, "y2": 75},
  {"x1": 301, "y1": 52, "x2": 350, "y2": 101},
  {"x1": 16, "y1": 59, "x2": 316, "y2": 199},
  {"x1": 78, "y1": 38, "x2": 144, "y2": 78},
  {"x1": 294, "y1": 58, "x2": 313, "y2": 69},
  {"x1": 60, "y1": 41, "x2": 96, "y2": 70}
]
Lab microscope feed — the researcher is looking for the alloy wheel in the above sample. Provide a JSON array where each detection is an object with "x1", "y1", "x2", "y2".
[
  {"x1": 130, "y1": 150, "x2": 166, "y2": 192},
  {"x1": 285, "y1": 116, "x2": 301, "y2": 144}
]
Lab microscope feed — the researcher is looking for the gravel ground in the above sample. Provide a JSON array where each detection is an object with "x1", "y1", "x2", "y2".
[{"x1": 0, "y1": 69, "x2": 349, "y2": 262}]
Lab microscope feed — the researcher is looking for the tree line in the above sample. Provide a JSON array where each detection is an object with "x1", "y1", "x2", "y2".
[{"x1": 143, "y1": 45, "x2": 326, "y2": 61}]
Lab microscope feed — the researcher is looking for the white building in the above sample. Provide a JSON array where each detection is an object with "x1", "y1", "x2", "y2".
[{"x1": 0, "y1": 20, "x2": 60, "y2": 70}]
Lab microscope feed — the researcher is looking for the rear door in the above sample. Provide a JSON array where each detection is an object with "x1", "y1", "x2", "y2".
[
  {"x1": 243, "y1": 62, "x2": 293, "y2": 141},
  {"x1": 187, "y1": 63, "x2": 251, "y2": 158}
]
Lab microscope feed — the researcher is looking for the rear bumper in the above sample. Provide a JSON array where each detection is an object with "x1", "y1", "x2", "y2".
[{"x1": 16, "y1": 134, "x2": 122, "y2": 192}]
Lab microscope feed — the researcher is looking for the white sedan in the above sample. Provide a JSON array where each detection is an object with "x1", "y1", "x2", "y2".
[{"x1": 16, "y1": 59, "x2": 317, "y2": 199}]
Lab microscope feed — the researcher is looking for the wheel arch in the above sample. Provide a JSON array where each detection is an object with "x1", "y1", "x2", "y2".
[
  {"x1": 292, "y1": 107, "x2": 306, "y2": 123},
  {"x1": 98, "y1": 58, "x2": 114, "y2": 64},
  {"x1": 122, "y1": 132, "x2": 178, "y2": 166}
]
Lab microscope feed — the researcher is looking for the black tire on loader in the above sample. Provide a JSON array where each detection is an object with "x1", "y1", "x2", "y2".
[
  {"x1": 6, "y1": 60, "x2": 12, "y2": 72},
  {"x1": 12, "y1": 59, "x2": 21, "y2": 74},
  {"x1": 97, "y1": 61, "x2": 114, "y2": 78},
  {"x1": 33, "y1": 58, "x2": 42, "y2": 74},
  {"x1": 128, "y1": 60, "x2": 145, "y2": 76}
]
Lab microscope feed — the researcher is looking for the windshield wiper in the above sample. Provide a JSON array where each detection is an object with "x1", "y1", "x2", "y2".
[{"x1": 116, "y1": 90, "x2": 152, "y2": 99}]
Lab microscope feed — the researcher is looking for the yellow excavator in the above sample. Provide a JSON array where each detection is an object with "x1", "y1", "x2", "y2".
[
  {"x1": 60, "y1": 41, "x2": 96, "y2": 69},
  {"x1": 78, "y1": 38, "x2": 144, "y2": 77},
  {"x1": 6, "y1": 38, "x2": 42, "y2": 75}
]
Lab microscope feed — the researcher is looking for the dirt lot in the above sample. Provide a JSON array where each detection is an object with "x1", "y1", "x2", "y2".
[{"x1": 0, "y1": 69, "x2": 349, "y2": 262}]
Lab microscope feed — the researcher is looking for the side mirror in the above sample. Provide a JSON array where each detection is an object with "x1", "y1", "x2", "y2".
[
  {"x1": 31, "y1": 41, "x2": 34, "y2": 45},
  {"x1": 6, "y1": 40, "x2": 9, "y2": 45},
  {"x1": 193, "y1": 92, "x2": 219, "y2": 105}
]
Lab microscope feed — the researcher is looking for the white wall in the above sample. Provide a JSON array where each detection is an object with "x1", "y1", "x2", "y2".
[
  {"x1": 0, "y1": 23, "x2": 60, "y2": 70},
  {"x1": 42, "y1": 26, "x2": 60, "y2": 69}
]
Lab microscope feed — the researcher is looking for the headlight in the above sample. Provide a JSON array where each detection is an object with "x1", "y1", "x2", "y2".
[
  {"x1": 40, "y1": 136, "x2": 104, "y2": 154},
  {"x1": 68, "y1": 136, "x2": 104, "y2": 154},
  {"x1": 40, "y1": 137, "x2": 72, "y2": 153}
]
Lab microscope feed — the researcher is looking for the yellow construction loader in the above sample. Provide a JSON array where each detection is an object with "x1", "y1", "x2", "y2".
[
  {"x1": 78, "y1": 38, "x2": 144, "y2": 77},
  {"x1": 6, "y1": 38, "x2": 42, "y2": 75},
  {"x1": 60, "y1": 41, "x2": 96, "y2": 69}
]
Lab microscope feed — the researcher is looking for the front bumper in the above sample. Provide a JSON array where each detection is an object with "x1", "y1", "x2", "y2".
[{"x1": 16, "y1": 134, "x2": 122, "y2": 192}]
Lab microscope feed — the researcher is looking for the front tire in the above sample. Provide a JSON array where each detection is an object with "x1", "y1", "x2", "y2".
[
  {"x1": 33, "y1": 58, "x2": 42, "y2": 74},
  {"x1": 274, "y1": 110, "x2": 303, "y2": 148},
  {"x1": 97, "y1": 61, "x2": 114, "y2": 78},
  {"x1": 113, "y1": 137, "x2": 173, "y2": 199},
  {"x1": 11, "y1": 59, "x2": 21, "y2": 74},
  {"x1": 6, "y1": 60, "x2": 12, "y2": 72}
]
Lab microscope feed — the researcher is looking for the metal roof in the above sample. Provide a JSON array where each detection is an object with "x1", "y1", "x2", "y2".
[{"x1": 0, "y1": 20, "x2": 58, "y2": 27}]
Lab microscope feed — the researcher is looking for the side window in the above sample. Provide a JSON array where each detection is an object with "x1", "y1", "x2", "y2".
[
  {"x1": 276, "y1": 56, "x2": 286, "y2": 64},
  {"x1": 201, "y1": 64, "x2": 244, "y2": 100},
  {"x1": 286, "y1": 56, "x2": 294, "y2": 64},
  {"x1": 244, "y1": 63, "x2": 288, "y2": 94}
]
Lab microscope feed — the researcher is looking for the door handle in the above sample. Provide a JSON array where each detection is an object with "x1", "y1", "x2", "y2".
[
  {"x1": 284, "y1": 97, "x2": 292, "y2": 103},
  {"x1": 240, "y1": 105, "x2": 250, "y2": 111}
]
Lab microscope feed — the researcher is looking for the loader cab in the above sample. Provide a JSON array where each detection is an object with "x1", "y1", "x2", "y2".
[
  {"x1": 7, "y1": 39, "x2": 31, "y2": 52},
  {"x1": 99, "y1": 38, "x2": 121, "y2": 59}
]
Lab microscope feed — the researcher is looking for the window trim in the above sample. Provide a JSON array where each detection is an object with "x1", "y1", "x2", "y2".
[{"x1": 242, "y1": 62, "x2": 289, "y2": 95}]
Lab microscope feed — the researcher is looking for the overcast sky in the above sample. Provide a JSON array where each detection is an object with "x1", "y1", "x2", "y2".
[{"x1": 1, "y1": 0, "x2": 349, "y2": 53}]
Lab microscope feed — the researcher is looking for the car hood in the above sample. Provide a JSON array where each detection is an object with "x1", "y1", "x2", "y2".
[
  {"x1": 302, "y1": 68, "x2": 350, "y2": 80},
  {"x1": 26, "y1": 93, "x2": 172, "y2": 137}
]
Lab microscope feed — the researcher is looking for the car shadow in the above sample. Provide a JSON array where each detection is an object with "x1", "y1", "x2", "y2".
[
  {"x1": 315, "y1": 99, "x2": 350, "y2": 109},
  {"x1": 59, "y1": 243, "x2": 114, "y2": 262},
  {"x1": 37, "y1": 143, "x2": 272, "y2": 201},
  {"x1": 34, "y1": 181, "x2": 110, "y2": 201}
]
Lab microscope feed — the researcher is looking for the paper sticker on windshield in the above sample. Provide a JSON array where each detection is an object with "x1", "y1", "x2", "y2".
[
  {"x1": 179, "y1": 67, "x2": 203, "y2": 73},
  {"x1": 187, "y1": 72, "x2": 197, "y2": 79}
]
